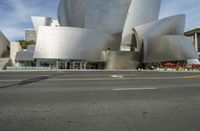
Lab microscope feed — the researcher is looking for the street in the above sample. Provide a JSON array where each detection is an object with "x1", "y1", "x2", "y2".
[{"x1": 0, "y1": 71, "x2": 200, "y2": 131}]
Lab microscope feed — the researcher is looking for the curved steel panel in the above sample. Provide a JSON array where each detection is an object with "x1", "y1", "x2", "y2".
[
  {"x1": 121, "y1": 0, "x2": 161, "y2": 46},
  {"x1": 132, "y1": 15, "x2": 186, "y2": 51},
  {"x1": 106, "y1": 51, "x2": 141, "y2": 70},
  {"x1": 58, "y1": 0, "x2": 84, "y2": 28},
  {"x1": 57, "y1": 0, "x2": 68, "y2": 26},
  {"x1": 58, "y1": 0, "x2": 132, "y2": 35},
  {"x1": 142, "y1": 14, "x2": 185, "y2": 37},
  {"x1": 143, "y1": 35, "x2": 199, "y2": 63},
  {"x1": 33, "y1": 26, "x2": 120, "y2": 61},
  {"x1": 135, "y1": 15, "x2": 185, "y2": 39},
  {"x1": 31, "y1": 16, "x2": 52, "y2": 33}
]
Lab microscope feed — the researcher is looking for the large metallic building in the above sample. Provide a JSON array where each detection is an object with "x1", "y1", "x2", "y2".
[{"x1": 31, "y1": 0, "x2": 199, "y2": 69}]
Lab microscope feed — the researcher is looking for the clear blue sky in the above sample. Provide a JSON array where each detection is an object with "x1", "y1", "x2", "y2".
[{"x1": 0, "y1": 0, "x2": 200, "y2": 41}]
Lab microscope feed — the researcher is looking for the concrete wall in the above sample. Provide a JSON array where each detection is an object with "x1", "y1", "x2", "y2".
[
  {"x1": 10, "y1": 42, "x2": 22, "y2": 65},
  {"x1": 0, "y1": 31, "x2": 10, "y2": 57}
]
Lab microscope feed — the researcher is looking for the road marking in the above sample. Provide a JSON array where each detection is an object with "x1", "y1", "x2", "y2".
[
  {"x1": 48, "y1": 75, "x2": 200, "y2": 81},
  {"x1": 179, "y1": 75, "x2": 200, "y2": 79},
  {"x1": 111, "y1": 75, "x2": 124, "y2": 78},
  {"x1": 0, "y1": 75, "x2": 50, "y2": 77},
  {"x1": 112, "y1": 87, "x2": 157, "y2": 91},
  {"x1": 0, "y1": 75, "x2": 200, "y2": 82}
]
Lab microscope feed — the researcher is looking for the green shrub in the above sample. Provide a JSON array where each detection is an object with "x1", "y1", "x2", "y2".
[{"x1": 17, "y1": 40, "x2": 36, "y2": 49}]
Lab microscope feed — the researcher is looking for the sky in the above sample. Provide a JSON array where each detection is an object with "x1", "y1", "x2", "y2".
[{"x1": 0, "y1": 0, "x2": 200, "y2": 41}]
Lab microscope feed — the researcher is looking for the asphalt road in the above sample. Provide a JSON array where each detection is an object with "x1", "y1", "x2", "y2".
[{"x1": 0, "y1": 71, "x2": 200, "y2": 131}]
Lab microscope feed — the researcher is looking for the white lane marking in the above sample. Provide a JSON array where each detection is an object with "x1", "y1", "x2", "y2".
[
  {"x1": 112, "y1": 87, "x2": 157, "y2": 91},
  {"x1": 111, "y1": 75, "x2": 124, "y2": 78}
]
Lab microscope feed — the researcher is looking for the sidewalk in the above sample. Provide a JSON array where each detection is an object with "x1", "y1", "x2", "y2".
[{"x1": 1, "y1": 69, "x2": 200, "y2": 73}]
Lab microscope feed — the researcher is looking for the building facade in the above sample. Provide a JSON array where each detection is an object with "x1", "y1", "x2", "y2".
[
  {"x1": 25, "y1": 29, "x2": 36, "y2": 41},
  {"x1": 0, "y1": 31, "x2": 10, "y2": 57},
  {"x1": 0, "y1": 31, "x2": 10, "y2": 70},
  {"x1": 13, "y1": 0, "x2": 199, "y2": 70},
  {"x1": 185, "y1": 28, "x2": 200, "y2": 56}
]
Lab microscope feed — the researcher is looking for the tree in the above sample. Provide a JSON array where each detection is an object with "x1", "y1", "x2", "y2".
[{"x1": 17, "y1": 40, "x2": 36, "y2": 49}]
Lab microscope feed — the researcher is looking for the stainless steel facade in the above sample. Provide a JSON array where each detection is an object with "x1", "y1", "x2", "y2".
[
  {"x1": 31, "y1": 16, "x2": 52, "y2": 33},
  {"x1": 144, "y1": 35, "x2": 198, "y2": 63},
  {"x1": 106, "y1": 51, "x2": 141, "y2": 70},
  {"x1": 133, "y1": 15, "x2": 186, "y2": 52},
  {"x1": 34, "y1": 26, "x2": 120, "y2": 61},
  {"x1": 58, "y1": 0, "x2": 133, "y2": 36},
  {"x1": 32, "y1": 0, "x2": 199, "y2": 70},
  {"x1": 121, "y1": 0, "x2": 161, "y2": 47},
  {"x1": 140, "y1": 15, "x2": 185, "y2": 38}
]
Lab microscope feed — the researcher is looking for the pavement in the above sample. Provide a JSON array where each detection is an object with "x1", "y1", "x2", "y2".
[{"x1": 0, "y1": 71, "x2": 200, "y2": 131}]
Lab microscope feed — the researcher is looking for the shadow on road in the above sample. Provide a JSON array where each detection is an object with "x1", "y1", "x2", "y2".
[
  {"x1": 18, "y1": 76, "x2": 49, "y2": 86},
  {"x1": 0, "y1": 73, "x2": 64, "y2": 89}
]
